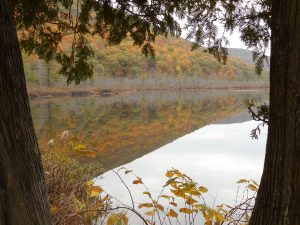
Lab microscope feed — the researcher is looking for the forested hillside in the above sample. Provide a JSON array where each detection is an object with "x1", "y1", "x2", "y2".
[
  {"x1": 23, "y1": 36, "x2": 269, "y2": 91},
  {"x1": 228, "y1": 48, "x2": 270, "y2": 67}
]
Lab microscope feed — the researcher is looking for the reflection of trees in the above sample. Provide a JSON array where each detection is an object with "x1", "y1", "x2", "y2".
[
  {"x1": 30, "y1": 91, "x2": 268, "y2": 173},
  {"x1": 147, "y1": 105, "x2": 159, "y2": 120}
]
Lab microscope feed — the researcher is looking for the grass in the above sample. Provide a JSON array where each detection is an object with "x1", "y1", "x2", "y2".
[{"x1": 43, "y1": 151, "x2": 107, "y2": 225}]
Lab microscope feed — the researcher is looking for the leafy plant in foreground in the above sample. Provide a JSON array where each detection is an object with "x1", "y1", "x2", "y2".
[
  {"x1": 45, "y1": 131, "x2": 259, "y2": 225},
  {"x1": 80, "y1": 168, "x2": 258, "y2": 225}
]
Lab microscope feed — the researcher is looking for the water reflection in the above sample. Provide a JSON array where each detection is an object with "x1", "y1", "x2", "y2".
[
  {"x1": 97, "y1": 121, "x2": 267, "y2": 203},
  {"x1": 31, "y1": 90, "x2": 267, "y2": 174},
  {"x1": 95, "y1": 121, "x2": 267, "y2": 224},
  {"x1": 30, "y1": 90, "x2": 269, "y2": 224}
]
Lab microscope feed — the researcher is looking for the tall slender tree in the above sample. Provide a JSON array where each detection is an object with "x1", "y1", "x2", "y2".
[
  {"x1": 0, "y1": 0, "x2": 52, "y2": 224},
  {"x1": 1, "y1": 0, "x2": 179, "y2": 223},
  {"x1": 249, "y1": 0, "x2": 300, "y2": 224}
]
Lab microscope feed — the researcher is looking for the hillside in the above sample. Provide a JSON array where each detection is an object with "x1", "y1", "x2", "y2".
[
  {"x1": 23, "y1": 36, "x2": 269, "y2": 91},
  {"x1": 228, "y1": 48, "x2": 270, "y2": 68}
]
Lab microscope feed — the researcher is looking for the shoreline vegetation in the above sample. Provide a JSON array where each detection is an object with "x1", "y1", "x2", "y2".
[
  {"x1": 44, "y1": 131, "x2": 257, "y2": 225},
  {"x1": 28, "y1": 84, "x2": 269, "y2": 98},
  {"x1": 24, "y1": 36, "x2": 270, "y2": 100}
]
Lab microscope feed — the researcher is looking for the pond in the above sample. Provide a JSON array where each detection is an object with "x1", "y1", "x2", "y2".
[{"x1": 30, "y1": 90, "x2": 268, "y2": 224}]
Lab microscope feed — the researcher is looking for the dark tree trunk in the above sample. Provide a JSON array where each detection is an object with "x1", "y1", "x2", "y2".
[
  {"x1": 250, "y1": 0, "x2": 300, "y2": 224},
  {"x1": 0, "y1": 0, "x2": 52, "y2": 224}
]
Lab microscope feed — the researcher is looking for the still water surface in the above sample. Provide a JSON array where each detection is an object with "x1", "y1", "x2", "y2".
[
  {"x1": 97, "y1": 120, "x2": 266, "y2": 204},
  {"x1": 31, "y1": 90, "x2": 268, "y2": 224}
]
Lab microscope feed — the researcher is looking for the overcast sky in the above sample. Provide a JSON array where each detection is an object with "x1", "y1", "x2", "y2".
[
  {"x1": 180, "y1": 20, "x2": 271, "y2": 56},
  {"x1": 226, "y1": 30, "x2": 271, "y2": 56},
  {"x1": 225, "y1": 30, "x2": 248, "y2": 49}
]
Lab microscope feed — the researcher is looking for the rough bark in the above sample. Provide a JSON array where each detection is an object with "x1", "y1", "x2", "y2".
[
  {"x1": 249, "y1": 0, "x2": 300, "y2": 224},
  {"x1": 0, "y1": 0, "x2": 52, "y2": 224}
]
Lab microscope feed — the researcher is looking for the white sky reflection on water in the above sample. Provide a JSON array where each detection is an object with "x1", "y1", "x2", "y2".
[{"x1": 95, "y1": 120, "x2": 267, "y2": 224}]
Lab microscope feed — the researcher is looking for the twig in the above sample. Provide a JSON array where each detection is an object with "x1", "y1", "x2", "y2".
[{"x1": 112, "y1": 169, "x2": 136, "y2": 209}]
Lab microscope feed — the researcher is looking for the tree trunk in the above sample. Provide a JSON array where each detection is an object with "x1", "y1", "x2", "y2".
[
  {"x1": 249, "y1": 0, "x2": 300, "y2": 224},
  {"x1": 0, "y1": 0, "x2": 52, "y2": 224}
]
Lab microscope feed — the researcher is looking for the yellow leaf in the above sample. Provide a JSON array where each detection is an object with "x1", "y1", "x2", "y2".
[
  {"x1": 215, "y1": 211, "x2": 225, "y2": 223},
  {"x1": 107, "y1": 213, "x2": 128, "y2": 225},
  {"x1": 74, "y1": 143, "x2": 86, "y2": 151},
  {"x1": 138, "y1": 203, "x2": 153, "y2": 208},
  {"x1": 167, "y1": 209, "x2": 178, "y2": 218},
  {"x1": 237, "y1": 179, "x2": 249, "y2": 184},
  {"x1": 248, "y1": 184, "x2": 258, "y2": 191},
  {"x1": 199, "y1": 186, "x2": 208, "y2": 193},
  {"x1": 90, "y1": 186, "x2": 104, "y2": 197},
  {"x1": 170, "y1": 182, "x2": 177, "y2": 189},
  {"x1": 202, "y1": 210, "x2": 212, "y2": 225},
  {"x1": 179, "y1": 208, "x2": 193, "y2": 214},
  {"x1": 161, "y1": 195, "x2": 170, "y2": 199},
  {"x1": 171, "y1": 189, "x2": 185, "y2": 197},
  {"x1": 174, "y1": 170, "x2": 182, "y2": 177},
  {"x1": 204, "y1": 216, "x2": 212, "y2": 225},
  {"x1": 194, "y1": 204, "x2": 205, "y2": 209},
  {"x1": 170, "y1": 202, "x2": 177, "y2": 207},
  {"x1": 164, "y1": 178, "x2": 178, "y2": 188},
  {"x1": 133, "y1": 177, "x2": 143, "y2": 184},
  {"x1": 186, "y1": 197, "x2": 197, "y2": 205},
  {"x1": 86, "y1": 180, "x2": 94, "y2": 186},
  {"x1": 143, "y1": 192, "x2": 152, "y2": 198},
  {"x1": 145, "y1": 210, "x2": 156, "y2": 216},
  {"x1": 155, "y1": 204, "x2": 164, "y2": 211},
  {"x1": 188, "y1": 190, "x2": 201, "y2": 196},
  {"x1": 166, "y1": 171, "x2": 174, "y2": 178}
]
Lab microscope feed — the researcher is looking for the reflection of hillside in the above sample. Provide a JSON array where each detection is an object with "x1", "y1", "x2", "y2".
[
  {"x1": 30, "y1": 91, "x2": 268, "y2": 172},
  {"x1": 214, "y1": 110, "x2": 252, "y2": 124}
]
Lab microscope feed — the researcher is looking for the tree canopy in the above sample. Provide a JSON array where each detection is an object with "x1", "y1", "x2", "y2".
[{"x1": 13, "y1": 0, "x2": 271, "y2": 84}]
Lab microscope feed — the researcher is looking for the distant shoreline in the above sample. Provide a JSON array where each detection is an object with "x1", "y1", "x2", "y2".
[{"x1": 27, "y1": 85, "x2": 269, "y2": 99}]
